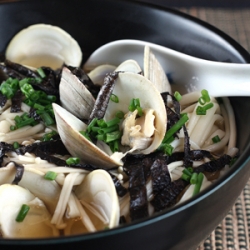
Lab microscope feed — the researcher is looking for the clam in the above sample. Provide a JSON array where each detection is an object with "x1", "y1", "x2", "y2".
[
  {"x1": 5, "y1": 24, "x2": 82, "y2": 69},
  {"x1": 60, "y1": 67, "x2": 96, "y2": 120},
  {"x1": 0, "y1": 184, "x2": 59, "y2": 238},
  {"x1": 53, "y1": 71, "x2": 166, "y2": 167},
  {"x1": 144, "y1": 45, "x2": 171, "y2": 93},
  {"x1": 0, "y1": 164, "x2": 61, "y2": 214},
  {"x1": 74, "y1": 169, "x2": 120, "y2": 230}
]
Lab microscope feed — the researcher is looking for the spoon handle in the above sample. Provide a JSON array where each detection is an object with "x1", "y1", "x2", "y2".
[{"x1": 84, "y1": 39, "x2": 250, "y2": 97}]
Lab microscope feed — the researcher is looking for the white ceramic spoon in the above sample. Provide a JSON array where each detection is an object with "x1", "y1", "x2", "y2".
[{"x1": 83, "y1": 39, "x2": 250, "y2": 97}]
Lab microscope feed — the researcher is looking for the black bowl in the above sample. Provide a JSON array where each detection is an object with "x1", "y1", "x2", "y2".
[{"x1": 0, "y1": 1, "x2": 250, "y2": 249}]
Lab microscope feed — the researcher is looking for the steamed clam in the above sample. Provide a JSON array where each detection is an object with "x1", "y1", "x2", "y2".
[
  {"x1": 74, "y1": 169, "x2": 120, "y2": 231},
  {"x1": 5, "y1": 24, "x2": 82, "y2": 69},
  {"x1": 53, "y1": 63, "x2": 167, "y2": 167}
]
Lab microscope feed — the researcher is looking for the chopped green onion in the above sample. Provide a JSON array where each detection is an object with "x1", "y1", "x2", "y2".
[
  {"x1": 33, "y1": 103, "x2": 45, "y2": 110},
  {"x1": 193, "y1": 172, "x2": 204, "y2": 196},
  {"x1": 182, "y1": 168, "x2": 193, "y2": 177},
  {"x1": 44, "y1": 171, "x2": 57, "y2": 180},
  {"x1": 80, "y1": 131, "x2": 92, "y2": 141},
  {"x1": 10, "y1": 125, "x2": 16, "y2": 131},
  {"x1": 161, "y1": 143, "x2": 174, "y2": 156},
  {"x1": 110, "y1": 94, "x2": 119, "y2": 103},
  {"x1": 13, "y1": 141, "x2": 20, "y2": 149},
  {"x1": 109, "y1": 140, "x2": 119, "y2": 152},
  {"x1": 39, "y1": 112, "x2": 55, "y2": 126},
  {"x1": 37, "y1": 67, "x2": 46, "y2": 78},
  {"x1": 162, "y1": 113, "x2": 189, "y2": 143},
  {"x1": 87, "y1": 118, "x2": 98, "y2": 132},
  {"x1": 198, "y1": 89, "x2": 210, "y2": 105},
  {"x1": 128, "y1": 98, "x2": 142, "y2": 115},
  {"x1": 16, "y1": 204, "x2": 30, "y2": 222},
  {"x1": 136, "y1": 106, "x2": 143, "y2": 116},
  {"x1": 229, "y1": 157, "x2": 237, "y2": 167},
  {"x1": 115, "y1": 111, "x2": 125, "y2": 119},
  {"x1": 190, "y1": 172, "x2": 198, "y2": 184},
  {"x1": 105, "y1": 131, "x2": 122, "y2": 143},
  {"x1": 41, "y1": 130, "x2": 57, "y2": 141},
  {"x1": 97, "y1": 119, "x2": 107, "y2": 128},
  {"x1": 99, "y1": 124, "x2": 119, "y2": 135},
  {"x1": 181, "y1": 173, "x2": 191, "y2": 182},
  {"x1": 196, "y1": 103, "x2": 214, "y2": 115},
  {"x1": 174, "y1": 91, "x2": 182, "y2": 101},
  {"x1": 212, "y1": 135, "x2": 221, "y2": 143},
  {"x1": 66, "y1": 157, "x2": 80, "y2": 165},
  {"x1": 105, "y1": 117, "x2": 120, "y2": 127}
]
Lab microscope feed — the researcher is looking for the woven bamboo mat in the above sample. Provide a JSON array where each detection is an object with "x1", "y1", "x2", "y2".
[{"x1": 177, "y1": 7, "x2": 250, "y2": 250}]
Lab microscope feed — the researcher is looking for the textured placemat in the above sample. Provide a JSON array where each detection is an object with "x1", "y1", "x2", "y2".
[{"x1": 177, "y1": 7, "x2": 250, "y2": 250}]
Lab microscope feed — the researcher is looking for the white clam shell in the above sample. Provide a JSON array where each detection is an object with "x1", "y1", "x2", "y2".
[
  {"x1": 0, "y1": 184, "x2": 59, "y2": 238},
  {"x1": 74, "y1": 169, "x2": 120, "y2": 230},
  {"x1": 144, "y1": 45, "x2": 171, "y2": 93},
  {"x1": 6, "y1": 24, "x2": 82, "y2": 69},
  {"x1": 0, "y1": 165, "x2": 61, "y2": 214},
  {"x1": 60, "y1": 67, "x2": 96, "y2": 120},
  {"x1": 53, "y1": 71, "x2": 166, "y2": 167}
]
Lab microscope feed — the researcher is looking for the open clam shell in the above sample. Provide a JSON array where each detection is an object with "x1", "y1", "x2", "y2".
[
  {"x1": 0, "y1": 184, "x2": 59, "y2": 238},
  {"x1": 53, "y1": 71, "x2": 166, "y2": 167},
  {"x1": 5, "y1": 24, "x2": 82, "y2": 69},
  {"x1": 60, "y1": 67, "x2": 96, "y2": 120},
  {"x1": 144, "y1": 45, "x2": 171, "y2": 93},
  {"x1": 74, "y1": 169, "x2": 120, "y2": 230},
  {"x1": 53, "y1": 103, "x2": 121, "y2": 167}
]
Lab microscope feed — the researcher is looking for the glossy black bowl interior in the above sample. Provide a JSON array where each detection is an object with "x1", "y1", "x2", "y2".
[{"x1": 0, "y1": 0, "x2": 250, "y2": 249}]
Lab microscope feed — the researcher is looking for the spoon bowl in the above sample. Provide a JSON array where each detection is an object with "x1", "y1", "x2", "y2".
[{"x1": 84, "y1": 39, "x2": 250, "y2": 97}]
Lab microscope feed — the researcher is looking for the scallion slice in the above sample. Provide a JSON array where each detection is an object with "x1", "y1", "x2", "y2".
[
  {"x1": 162, "y1": 113, "x2": 189, "y2": 143},
  {"x1": 16, "y1": 204, "x2": 30, "y2": 222},
  {"x1": 193, "y1": 172, "x2": 204, "y2": 196},
  {"x1": 110, "y1": 94, "x2": 119, "y2": 103},
  {"x1": 13, "y1": 141, "x2": 20, "y2": 149},
  {"x1": 66, "y1": 157, "x2": 80, "y2": 165},
  {"x1": 37, "y1": 67, "x2": 46, "y2": 78},
  {"x1": 174, "y1": 91, "x2": 182, "y2": 101},
  {"x1": 44, "y1": 171, "x2": 57, "y2": 181},
  {"x1": 212, "y1": 135, "x2": 221, "y2": 143}
]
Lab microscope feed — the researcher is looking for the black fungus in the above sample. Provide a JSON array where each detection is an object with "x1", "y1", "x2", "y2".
[
  {"x1": 29, "y1": 107, "x2": 42, "y2": 122},
  {"x1": 183, "y1": 125, "x2": 192, "y2": 168},
  {"x1": 0, "y1": 92, "x2": 7, "y2": 108},
  {"x1": 0, "y1": 63, "x2": 23, "y2": 79},
  {"x1": 4, "y1": 59, "x2": 39, "y2": 78},
  {"x1": 0, "y1": 142, "x2": 14, "y2": 166},
  {"x1": 128, "y1": 164, "x2": 149, "y2": 221},
  {"x1": 151, "y1": 178, "x2": 189, "y2": 212},
  {"x1": 16, "y1": 139, "x2": 69, "y2": 156},
  {"x1": 109, "y1": 173, "x2": 127, "y2": 197},
  {"x1": 150, "y1": 157, "x2": 188, "y2": 212},
  {"x1": 194, "y1": 154, "x2": 232, "y2": 173},
  {"x1": 11, "y1": 161, "x2": 25, "y2": 185},
  {"x1": 10, "y1": 89, "x2": 23, "y2": 113},
  {"x1": 88, "y1": 72, "x2": 119, "y2": 123},
  {"x1": 150, "y1": 158, "x2": 171, "y2": 194}
]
